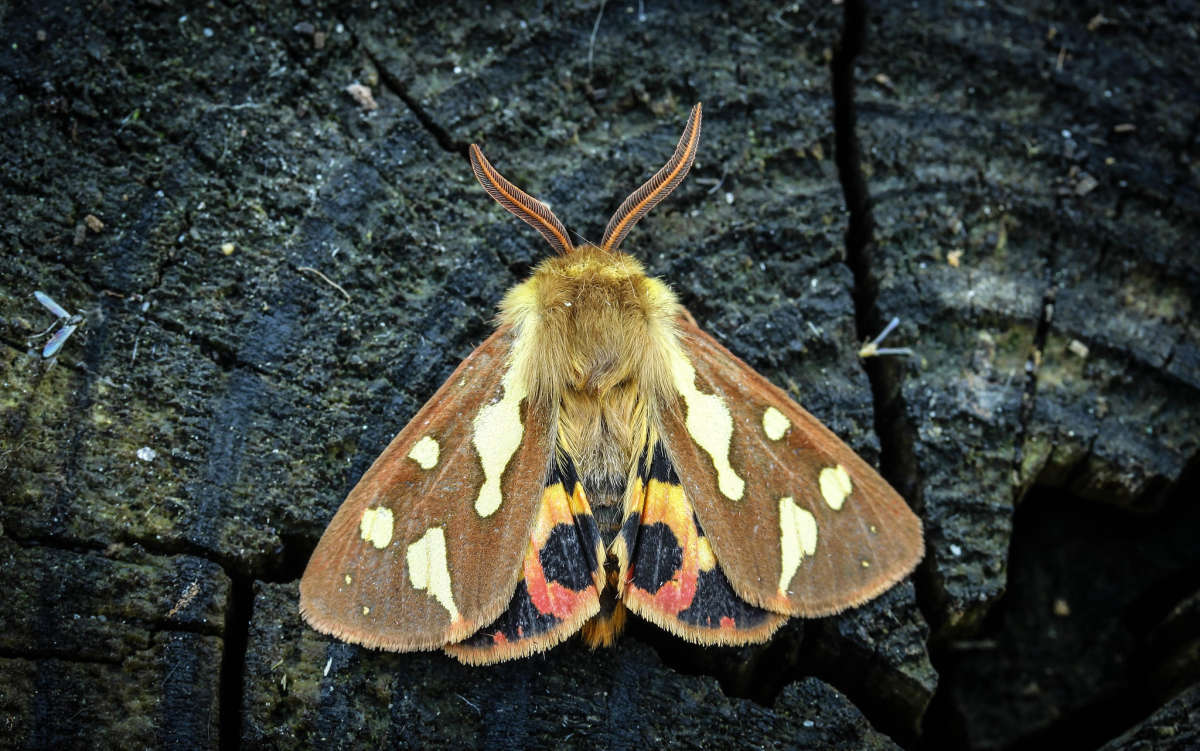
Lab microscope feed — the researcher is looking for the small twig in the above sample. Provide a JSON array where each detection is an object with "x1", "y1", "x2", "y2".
[
  {"x1": 296, "y1": 266, "x2": 352, "y2": 302},
  {"x1": 202, "y1": 101, "x2": 265, "y2": 112},
  {"x1": 456, "y1": 693, "x2": 482, "y2": 715},
  {"x1": 166, "y1": 581, "x2": 201, "y2": 618},
  {"x1": 587, "y1": 0, "x2": 607, "y2": 80}
]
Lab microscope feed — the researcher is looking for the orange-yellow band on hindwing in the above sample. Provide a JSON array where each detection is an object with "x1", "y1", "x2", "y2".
[
  {"x1": 446, "y1": 458, "x2": 602, "y2": 664},
  {"x1": 620, "y1": 443, "x2": 786, "y2": 645}
]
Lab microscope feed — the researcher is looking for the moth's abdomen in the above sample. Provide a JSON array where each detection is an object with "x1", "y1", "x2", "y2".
[
  {"x1": 555, "y1": 376, "x2": 652, "y2": 546},
  {"x1": 580, "y1": 473, "x2": 627, "y2": 547}
]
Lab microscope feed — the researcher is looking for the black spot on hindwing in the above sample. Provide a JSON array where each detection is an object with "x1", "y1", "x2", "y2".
[
  {"x1": 455, "y1": 580, "x2": 561, "y2": 648},
  {"x1": 575, "y1": 512, "x2": 602, "y2": 572},
  {"x1": 625, "y1": 441, "x2": 780, "y2": 637},
  {"x1": 629, "y1": 522, "x2": 683, "y2": 594},
  {"x1": 454, "y1": 454, "x2": 604, "y2": 656},
  {"x1": 541, "y1": 523, "x2": 594, "y2": 592},
  {"x1": 677, "y1": 568, "x2": 775, "y2": 630}
]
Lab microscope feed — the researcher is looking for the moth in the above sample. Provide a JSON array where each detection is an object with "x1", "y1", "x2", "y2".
[{"x1": 299, "y1": 103, "x2": 923, "y2": 664}]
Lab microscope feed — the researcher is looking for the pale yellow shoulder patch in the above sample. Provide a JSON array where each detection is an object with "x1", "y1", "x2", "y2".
[
  {"x1": 669, "y1": 348, "x2": 744, "y2": 501},
  {"x1": 472, "y1": 366, "x2": 527, "y2": 518}
]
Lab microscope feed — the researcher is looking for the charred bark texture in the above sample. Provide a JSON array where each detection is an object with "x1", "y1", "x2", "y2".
[{"x1": 1, "y1": 2, "x2": 1196, "y2": 749}]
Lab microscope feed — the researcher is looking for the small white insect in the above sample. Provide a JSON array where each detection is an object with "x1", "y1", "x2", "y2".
[
  {"x1": 858, "y1": 316, "x2": 914, "y2": 359},
  {"x1": 32, "y1": 290, "x2": 84, "y2": 358}
]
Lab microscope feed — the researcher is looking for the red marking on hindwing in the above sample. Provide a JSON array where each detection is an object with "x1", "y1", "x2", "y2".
[
  {"x1": 626, "y1": 479, "x2": 701, "y2": 615},
  {"x1": 523, "y1": 479, "x2": 596, "y2": 620},
  {"x1": 523, "y1": 542, "x2": 592, "y2": 620}
]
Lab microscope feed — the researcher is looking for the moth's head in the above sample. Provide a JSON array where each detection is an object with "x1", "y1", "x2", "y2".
[{"x1": 471, "y1": 103, "x2": 702, "y2": 398}]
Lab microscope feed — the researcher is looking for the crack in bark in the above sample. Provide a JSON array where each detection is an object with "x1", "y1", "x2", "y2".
[
  {"x1": 0, "y1": 646, "x2": 124, "y2": 666},
  {"x1": 1013, "y1": 272, "x2": 1059, "y2": 505},
  {"x1": 355, "y1": 35, "x2": 470, "y2": 159},
  {"x1": 829, "y1": 2, "x2": 925, "y2": 746},
  {"x1": 3, "y1": 530, "x2": 256, "y2": 748},
  {"x1": 218, "y1": 573, "x2": 253, "y2": 751},
  {"x1": 145, "y1": 312, "x2": 277, "y2": 379},
  {"x1": 831, "y1": 0, "x2": 922, "y2": 508},
  {"x1": 1, "y1": 531, "x2": 109, "y2": 556}
]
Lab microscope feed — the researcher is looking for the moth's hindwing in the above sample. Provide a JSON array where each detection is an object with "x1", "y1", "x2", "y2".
[
  {"x1": 662, "y1": 315, "x2": 924, "y2": 617},
  {"x1": 617, "y1": 443, "x2": 787, "y2": 644},
  {"x1": 445, "y1": 456, "x2": 605, "y2": 663},
  {"x1": 298, "y1": 326, "x2": 556, "y2": 651}
]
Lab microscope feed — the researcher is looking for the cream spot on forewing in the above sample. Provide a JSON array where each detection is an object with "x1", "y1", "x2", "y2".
[
  {"x1": 670, "y1": 350, "x2": 744, "y2": 500},
  {"x1": 762, "y1": 406, "x2": 790, "y2": 441},
  {"x1": 819, "y1": 465, "x2": 853, "y2": 510},
  {"x1": 778, "y1": 496, "x2": 818, "y2": 594},
  {"x1": 472, "y1": 366, "x2": 527, "y2": 517},
  {"x1": 406, "y1": 527, "x2": 460, "y2": 620},
  {"x1": 408, "y1": 435, "x2": 440, "y2": 469},
  {"x1": 358, "y1": 507, "x2": 394, "y2": 549},
  {"x1": 344, "y1": 574, "x2": 352, "y2": 585},
  {"x1": 362, "y1": 606, "x2": 370, "y2": 616}
]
